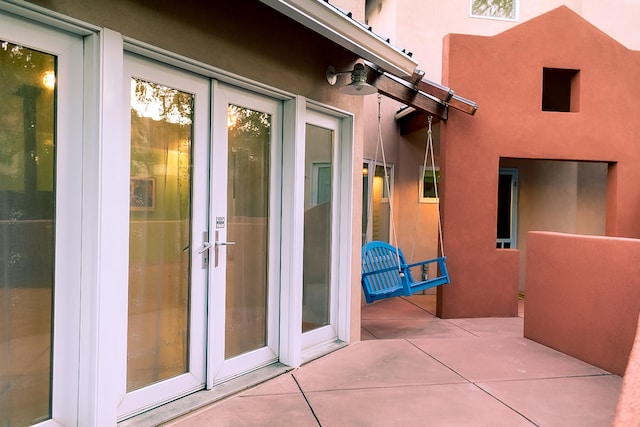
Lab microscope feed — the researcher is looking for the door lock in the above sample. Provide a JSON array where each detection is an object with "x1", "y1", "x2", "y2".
[{"x1": 199, "y1": 231, "x2": 211, "y2": 269}]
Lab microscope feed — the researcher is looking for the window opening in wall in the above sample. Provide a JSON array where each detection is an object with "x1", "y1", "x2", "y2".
[
  {"x1": 470, "y1": 0, "x2": 518, "y2": 20},
  {"x1": 362, "y1": 162, "x2": 392, "y2": 244},
  {"x1": 419, "y1": 166, "x2": 440, "y2": 204},
  {"x1": 542, "y1": 68, "x2": 580, "y2": 112},
  {"x1": 497, "y1": 168, "x2": 518, "y2": 249}
]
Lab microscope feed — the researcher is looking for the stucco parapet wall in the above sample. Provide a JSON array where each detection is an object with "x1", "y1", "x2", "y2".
[
  {"x1": 614, "y1": 313, "x2": 640, "y2": 426},
  {"x1": 524, "y1": 231, "x2": 640, "y2": 376}
]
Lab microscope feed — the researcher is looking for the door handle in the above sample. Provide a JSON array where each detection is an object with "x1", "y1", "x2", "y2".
[
  {"x1": 198, "y1": 242, "x2": 212, "y2": 254},
  {"x1": 215, "y1": 241, "x2": 236, "y2": 247}
]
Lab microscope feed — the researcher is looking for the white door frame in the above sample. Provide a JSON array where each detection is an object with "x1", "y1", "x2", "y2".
[
  {"x1": 117, "y1": 53, "x2": 210, "y2": 419},
  {"x1": 207, "y1": 81, "x2": 282, "y2": 386}
]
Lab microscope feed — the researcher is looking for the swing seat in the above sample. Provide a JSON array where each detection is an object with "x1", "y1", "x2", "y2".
[{"x1": 361, "y1": 241, "x2": 450, "y2": 304}]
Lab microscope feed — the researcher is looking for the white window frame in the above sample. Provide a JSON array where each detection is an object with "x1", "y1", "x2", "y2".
[
  {"x1": 469, "y1": 0, "x2": 519, "y2": 21},
  {"x1": 0, "y1": 9, "x2": 86, "y2": 427},
  {"x1": 285, "y1": 104, "x2": 353, "y2": 365},
  {"x1": 419, "y1": 166, "x2": 440, "y2": 204}
]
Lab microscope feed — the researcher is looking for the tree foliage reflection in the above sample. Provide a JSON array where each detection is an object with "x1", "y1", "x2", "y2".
[{"x1": 471, "y1": 0, "x2": 515, "y2": 19}]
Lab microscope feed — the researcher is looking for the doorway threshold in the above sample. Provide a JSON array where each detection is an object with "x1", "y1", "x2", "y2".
[{"x1": 118, "y1": 363, "x2": 292, "y2": 427}]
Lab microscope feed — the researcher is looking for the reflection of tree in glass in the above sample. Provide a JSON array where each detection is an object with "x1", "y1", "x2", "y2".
[
  {"x1": 228, "y1": 105, "x2": 270, "y2": 144},
  {"x1": 472, "y1": 0, "x2": 514, "y2": 19},
  {"x1": 227, "y1": 105, "x2": 271, "y2": 217},
  {"x1": 0, "y1": 40, "x2": 55, "y2": 219},
  {"x1": 132, "y1": 80, "x2": 193, "y2": 125},
  {"x1": 130, "y1": 79, "x2": 193, "y2": 219},
  {"x1": 228, "y1": 104, "x2": 270, "y2": 162}
]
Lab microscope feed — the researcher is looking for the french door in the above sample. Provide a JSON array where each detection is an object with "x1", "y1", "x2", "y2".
[
  {"x1": 120, "y1": 56, "x2": 281, "y2": 417},
  {"x1": 208, "y1": 82, "x2": 281, "y2": 385},
  {"x1": 119, "y1": 54, "x2": 209, "y2": 417}
]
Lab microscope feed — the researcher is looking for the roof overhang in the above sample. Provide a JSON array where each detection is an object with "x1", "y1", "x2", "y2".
[
  {"x1": 258, "y1": 0, "x2": 419, "y2": 77},
  {"x1": 260, "y1": 0, "x2": 478, "y2": 120}
]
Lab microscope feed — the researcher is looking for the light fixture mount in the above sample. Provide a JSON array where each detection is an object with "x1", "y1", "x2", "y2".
[{"x1": 326, "y1": 63, "x2": 377, "y2": 96}]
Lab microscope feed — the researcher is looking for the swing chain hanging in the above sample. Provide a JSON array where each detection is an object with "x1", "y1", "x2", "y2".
[
  {"x1": 365, "y1": 94, "x2": 403, "y2": 274},
  {"x1": 410, "y1": 114, "x2": 445, "y2": 262}
]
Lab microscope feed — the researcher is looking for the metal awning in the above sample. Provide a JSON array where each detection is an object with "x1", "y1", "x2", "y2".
[
  {"x1": 258, "y1": 0, "x2": 418, "y2": 77},
  {"x1": 260, "y1": 0, "x2": 477, "y2": 119}
]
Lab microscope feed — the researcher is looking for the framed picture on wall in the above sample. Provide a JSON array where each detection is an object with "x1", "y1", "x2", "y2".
[{"x1": 130, "y1": 177, "x2": 156, "y2": 211}]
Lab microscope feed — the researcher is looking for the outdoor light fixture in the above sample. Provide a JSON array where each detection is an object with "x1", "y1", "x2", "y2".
[{"x1": 326, "y1": 63, "x2": 377, "y2": 95}]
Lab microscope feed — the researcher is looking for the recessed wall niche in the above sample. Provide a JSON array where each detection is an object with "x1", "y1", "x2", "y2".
[{"x1": 542, "y1": 67, "x2": 580, "y2": 112}]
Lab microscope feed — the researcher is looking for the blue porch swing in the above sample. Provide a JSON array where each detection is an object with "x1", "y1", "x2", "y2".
[{"x1": 361, "y1": 99, "x2": 450, "y2": 304}]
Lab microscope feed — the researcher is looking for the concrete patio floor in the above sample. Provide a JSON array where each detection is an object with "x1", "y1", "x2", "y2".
[{"x1": 166, "y1": 295, "x2": 622, "y2": 426}]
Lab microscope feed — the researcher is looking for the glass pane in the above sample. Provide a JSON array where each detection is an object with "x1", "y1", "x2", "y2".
[
  {"x1": 372, "y1": 165, "x2": 390, "y2": 242},
  {"x1": 127, "y1": 78, "x2": 193, "y2": 391},
  {"x1": 302, "y1": 124, "x2": 333, "y2": 332},
  {"x1": 0, "y1": 41, "x2": 56, "y2": 426},
  {"x1": 225, "y1": 105, "x2": 271, "y2": 358},
  {"x1": 422, "y1": 169, "x2": 440, "y2": 199},
  {"x1": 471, "y1": 0, "x2": 516, "y2": 19}
]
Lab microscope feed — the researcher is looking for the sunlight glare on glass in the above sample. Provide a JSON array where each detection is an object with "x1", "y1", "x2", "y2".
[
  {"x1": 227, "y1": 105, "x2": 238, "y2": 129},
  {"x1": 130, "y1": 79, "x2": 192, "y2": 125},
  {"x1": 42, "y1": 71, "x2": 55, "y2": 90}
]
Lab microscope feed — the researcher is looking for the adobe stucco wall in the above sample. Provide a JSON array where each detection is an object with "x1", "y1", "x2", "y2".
[
  {"x1": 438, "y1": 6, "x2": 640, "y2": 318},
  {"x1": 614, "y1": 313, "x2": 640, "y2": 425},
  {"x1": 524, "y1": 232, "x2": 640, "y2": 376}
]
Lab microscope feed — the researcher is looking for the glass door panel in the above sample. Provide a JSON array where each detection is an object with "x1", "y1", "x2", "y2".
[
  {"x1": 127, "y1": 78, "x2": 194, "y2": 391},
  {"x1": 302, "y1": 124, "x2": 333, "y2": 332},
  {"x1": 209, "y1": 84, "x2": 280, "y2": 384},
  {"x1": 120, "y1": 54, "x2": 208, "y2": 418},
  {"x1": 0, "y1": 39, "x2": 56, "y2": 427},
  {"x1": 225, "y1": 105, "x2": 270, "y2": 359}
]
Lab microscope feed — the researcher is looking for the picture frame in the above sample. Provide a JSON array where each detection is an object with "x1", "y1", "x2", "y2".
[{"x1": 130, "y1": 177, "x2": 156, "y2": 211}]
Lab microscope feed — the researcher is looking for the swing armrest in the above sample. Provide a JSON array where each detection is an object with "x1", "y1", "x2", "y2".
[
  {"x1": 405, "y1": 256, "x2": 447, "y2": 270},
  {"x1": 362, "y1": 264, "x2": 406, "y2": 278}
]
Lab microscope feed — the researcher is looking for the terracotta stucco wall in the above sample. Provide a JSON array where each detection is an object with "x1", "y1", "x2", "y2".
[
  {"x1": 371, "y1": 0, "x2": 640, "y2": 84},
  {"x1": 524, "y1": 232, "x2": 640, "y2": 376},
  {"x1": 439, "y1": 6, "x2": 640, "y2": 317}
]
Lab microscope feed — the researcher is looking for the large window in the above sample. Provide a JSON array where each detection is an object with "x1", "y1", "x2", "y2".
[
  {"x1": 470, "y1": 0, "x2": 518, "y2": 20},
  {"x1": 0, "y1": 37, "x2": 57, "y2": 427},
  {"x1": 0, "y1": 12, "x2": 83, "y2": 426}
]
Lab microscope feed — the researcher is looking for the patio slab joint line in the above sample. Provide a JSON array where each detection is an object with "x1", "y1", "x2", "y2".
[
  {"x1": 406, "y1": 338, "x2": 475, "y2": 382},
  {"x1": 474, "y1": 383, "x2": 540, "y2": 426},
  {"x1": 292, "y1": 373, "x2": 322, "y2": 427}
]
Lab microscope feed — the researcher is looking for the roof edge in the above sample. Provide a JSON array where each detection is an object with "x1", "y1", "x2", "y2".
[{"x1": 258, "y1": 0, "x2": 419, "y2": 77}]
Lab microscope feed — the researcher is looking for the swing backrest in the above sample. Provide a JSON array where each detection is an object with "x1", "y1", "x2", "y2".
[{"x1": 361, "y1": 241, "x2": 409, "y2": 304}]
